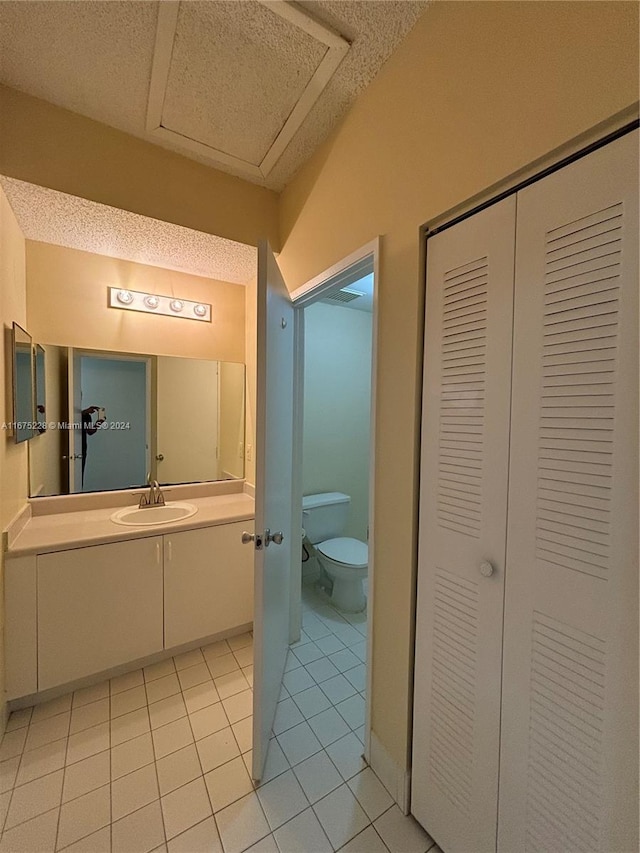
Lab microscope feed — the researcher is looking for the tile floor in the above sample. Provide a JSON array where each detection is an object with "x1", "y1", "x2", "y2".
[{"x1": 0, "y1": 582, "x2": 437, "y2": 852}]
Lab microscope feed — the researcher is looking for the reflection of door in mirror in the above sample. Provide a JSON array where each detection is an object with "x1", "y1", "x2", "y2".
[
  {"x1": 12, "y1": 323, "x2": 34, "y2": 443},
  {"x1": 156, "y1": 357, "x2": 219, "y2": 483},
  {"x1": 69, "y1": 350, "x2": 150, "y2": 492}
]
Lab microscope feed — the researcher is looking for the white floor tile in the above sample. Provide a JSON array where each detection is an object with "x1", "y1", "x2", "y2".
[
  {"x1": 110, "y1": 669, "x2": 144, "y2": 696},
  {"x1": 61, "y1": 825, "x2": 111, "y2": 852},
  {"x1": 70, "y1": 698, "x2": 110, "y2": 735},
  {"x1": 198, "y1": 730, "x2": 239, "y2": 778},
  {"x1": 291, "y1": 642, "x2": 324, "y2": 666},
  {"x1": 202, "y1": 639, "x2": 231, "y2": 660},
  {"x1": 244, "y1": 834, "x2": 278, "y2": 853},
  {"x1": 314, "y1": 635, "x2": 345, "y2": 655},
  {"x1": 312, "y1": 783, "x2": 369, "y2": 850},
  {"x1": 215, "y1": 670, "x2": 249, "y2": 700},
  {"x1": 6, "y1": 709, "x2": 32, "y2": 733},
  {"x1": 352, "y1": 641, "x2": 367, "y2": 663},
  {"x1": 335, "y1": 695, "x2": 366, "y2": 730},
  {"x1": 373, "y1": 805, "x2": 434, "y2": 853},
  {"x1": 111, "y1": 732, "x2": 155, "y2": 780},
  {"x1": 228, "y1": 632, "x2": 253, "y2": 652},
  {"x1": 291, "y1": 686, "x2": 331, "y2": 720},
  {"x1": 144, "y1": 658, "x2": 176, "y2": 684},
  {"x1": 347, "y1": 768, "x2": 393, "y2": 821},
  {"x1": 206, "y1": 653, "x2": 239, "y2": 679},
  {"x1": 307, "y1": 707, "x2": 351, "y2": 748},
  {"x1": 283, "y1": 652, "x2": 301, "y2": 673},
  {"x1": 222, "y1": 689, "x2": 253, "y2": 724},
  {"x1": 328, "y1": 649, "x2": 361, "y2": 673},
  {"x1": 343, "y1": 665, "x2": 367, "y2": 693},
  {"x1": 292, "y1": 751, "x2": 342, "y2": 804},
  {"x1": 152, "y1": 717, "x2": 194, "y2": 760},
  {"x1": 183, "y1": 679, "x2": 220, "y2": 714},
  {"x1": 161, "y1": 776, "x2": 212, "y2": 840},
  {"x1": 173, "y1": 649, "x2": 204, "y2": 671},
  {"x1": 276, "y1": 722, "x2": 322, "y2": 767},
  {"x1": 148, "y1": 694, "x2": 187, "y2": 730},
  {"x1": 282, "y1": 667, "x2": 315, "y2": 696},
  {"x1": 111, "y1": 685, "x2": 148, "y2": 719},
  {"x1": 66, "y1": 723, "x2": 110, "y2": 766},
  {"x1": 319, "y1": 674, "x2": 357, "y2": 705},
  {"x1": 272, "y1": 699, "x2": 304, "y2": 736},
  {"x1": 111, "y1": 707, "x2": 150, "y2": 747},
  {"x1": 305, "y1": 658, "x2": 341, "y2": 684},
  {"x1": 31, "y1": 694, "x2": 72, "y2": 724},
  {"x1": 5, "y1": 768, "x2": 63, "y2": 829},
  {"x1": 331, "y1": 624, "x2": 363, "y2": 647},
  {"x1": 157, "y1": 744, "x2": 202, "y2": 796},
  {"x1": 242, "y1": 666, "x2": 254, "y2": 688},
  {"x1": 256, "y1": 769, "x2": 308, "y2": 831},
  {"x1": 16, "y1": 737, "x2": 66, "y2": 786},
  {"x1": 301, "y1": 615, "x2": 332, "y2": 641},
  {"x1": 62, "y1": 750, "x2": 110, "y2": 803},
  {"x1": 273, "y1": 806, "x2": 332, "y2": 853},
  {"x1": 0, "y1": 790, "x2": 10, "y2": 829},
  {"x1": 215, "y1": 792, "x2": 270, "y2": 853},
  {"x1": 25, "y1": 712, "x2": 70, "y2": 751},
  {"x1": 189, "y1": 702, "x2": 229, "y2": 741},
  {"x1": 0, "y1": 807, "x2": 59, "y2": 853},
  {"x1": 0, "y1": 728, "x2": 27, "y2": 762},
  {"x1": 166, "y1": 816, "x2": 223, "y2": 853},
  {"x1": 112, "y1": 800, "x2": 165, "y2": 853},
  {"x1": 0, "y1": 757, "x2": 19, "y2": 794},
  {"x1": 112, "y1": 763, "x2": 159, "y2": 820},
  {"x1": 145, "y1": 673, "x2": 181, "y2": 706},
  {"x1": 177, "y1": 663, "x2": 211, "y2": 692},
  {"x1": 232, "y1": 718, "x2": 253, "y2": 754},
  {"x1": 339, "y1": 824, "x2": 389, "y2": 852},
  {"x1": 324, "y1": 733, "x2": 366, "y2": 781},
  {"x1": 73, "y1": 681, "x2": 110, "y2": 709},
  {"x1": 233, "y1": 646, "x2": 254, "y2": 669},
  {"x1": 251, "y1": 738, "x2": 290, "y2": 786},
  {"x1": 204, "y1": 755, "x2": 253, "y2": 812},
  {"x1": 57, "y1": 783, "x2": 111, "y2": 849}
]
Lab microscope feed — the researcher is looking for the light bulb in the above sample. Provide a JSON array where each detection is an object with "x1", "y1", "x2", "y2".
[
  {"x1": 117, "y1": 290, "x2": 133, "y2": 305},
  {"x1": 193, "y1": 303, "x2": 207, "y2": 318},
  {"x1": 170, "y1": 299, "x2": 184, "y2": 313},
  {"x1": 144, "y1": 295, "x2": 160, "y2": 310}
]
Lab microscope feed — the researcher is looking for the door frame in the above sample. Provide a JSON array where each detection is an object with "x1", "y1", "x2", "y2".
[{"x1": 289, "y1": 237, "x2": 380, "y2": 762}]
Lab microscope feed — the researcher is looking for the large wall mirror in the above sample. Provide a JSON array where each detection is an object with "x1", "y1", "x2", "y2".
[
  {"x1": 29, "y1": 345, "x2": 245, "y2": 497},
  {"x1": 12, "y1": 323, "x2": 35, "y2": 443}
]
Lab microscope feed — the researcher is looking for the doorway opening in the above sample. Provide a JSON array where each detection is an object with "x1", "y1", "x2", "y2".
[{"x1": 287, "y1": 240, "x2": 378, "y2": 761}]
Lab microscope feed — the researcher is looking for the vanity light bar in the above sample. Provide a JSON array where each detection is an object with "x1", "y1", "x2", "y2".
[{"x1": 108, "y1": 287, "x2": 211, "y2": 322}]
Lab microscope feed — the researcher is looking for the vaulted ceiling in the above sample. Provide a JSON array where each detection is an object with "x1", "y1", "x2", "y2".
[{"x1": 0, "y1": 1, "x2": 428, "y2": 191}]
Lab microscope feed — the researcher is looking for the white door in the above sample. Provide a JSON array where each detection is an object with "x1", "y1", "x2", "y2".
[
  {"x1": 498, "y1": 131, "x2": 639, "y2": 852},
  {"x1": 246, "y1": 241, "x2": 295, "y2": 781},
  {"x1": 412, "y1": 197, "x2": 516, "y2": 852}
]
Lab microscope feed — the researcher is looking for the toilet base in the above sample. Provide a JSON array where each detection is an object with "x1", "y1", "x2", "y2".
[{"x1": 331, "y1": 576, "x2": 366, "y2": 613}]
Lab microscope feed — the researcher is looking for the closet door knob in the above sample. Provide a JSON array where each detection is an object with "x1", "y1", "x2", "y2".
[{"x1": 479, "y1": 560, "x2": 495, "y2": 577}]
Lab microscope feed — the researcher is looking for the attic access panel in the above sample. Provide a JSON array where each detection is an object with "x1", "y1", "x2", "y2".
[{"x1": 146, "y1": 0, "x2": 350, "y2": 182}]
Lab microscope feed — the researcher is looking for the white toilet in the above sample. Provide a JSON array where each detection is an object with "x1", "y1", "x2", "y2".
[{"x1": 302, "y1": 492, "x2": 368, "y2": 612}]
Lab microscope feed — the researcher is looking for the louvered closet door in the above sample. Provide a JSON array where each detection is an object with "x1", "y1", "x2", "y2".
[
  {"x1": 412, "y1": 197, "x2": 516, "y2": 853},
  {"x1": 498, "y1": 130, "x2": 639, "y2": 853}
]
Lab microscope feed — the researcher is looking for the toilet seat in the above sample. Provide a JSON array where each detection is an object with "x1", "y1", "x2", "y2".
[{"x1": 317, "y1": 537, "x2": 368, "y2": 569}]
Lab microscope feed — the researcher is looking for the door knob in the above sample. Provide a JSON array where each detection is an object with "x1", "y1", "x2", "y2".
[
  {"x1": 242, "y1": 531, "x2": 263, "y2": 550},
  {"x1": 265, "y1": 530, "x2": 284, "y2": 546},
  {"x1": 479, "y1": 560, "x2": 495, "y2": 577}
]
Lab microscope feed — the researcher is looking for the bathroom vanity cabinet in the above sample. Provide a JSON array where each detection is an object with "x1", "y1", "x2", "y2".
[{"x1": 5, "y1": 517, "x2": 254, "y2": 701}]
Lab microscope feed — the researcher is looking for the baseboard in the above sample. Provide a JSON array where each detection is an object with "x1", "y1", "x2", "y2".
[{"x1": 369, "y1": 730, "x2": 411, "y2": 814}]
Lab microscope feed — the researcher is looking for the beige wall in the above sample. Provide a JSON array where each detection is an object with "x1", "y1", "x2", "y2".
[
  {"x1": 303, "y1": 302, "x2": 372, "y2": 541},
  {"x1": 0, "y1": 85, "x2": 279, "y2": 250},
  {"x1": 0, "y1": 186, "x2": 29, "y2": 733},
  {"x1": 277, "y1": 1, "x2": 639, "y2": 775},
  {"x1": 26, "y1": 241, "x2": 246, "y2": 363}
]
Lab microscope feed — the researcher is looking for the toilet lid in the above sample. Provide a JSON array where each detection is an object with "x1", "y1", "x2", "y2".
[{"x1": 317, "y1": 537, "x2": 368, "y2": 569}]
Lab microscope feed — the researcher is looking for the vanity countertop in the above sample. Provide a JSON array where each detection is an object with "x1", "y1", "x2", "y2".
[{"x1": 7, "y1": 492, "x2": 255, "y2": 557}]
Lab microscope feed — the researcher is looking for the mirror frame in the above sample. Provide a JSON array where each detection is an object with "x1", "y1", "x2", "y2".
[{"x1": 12, "y1": 322, "x2": 35, "y2": 444}]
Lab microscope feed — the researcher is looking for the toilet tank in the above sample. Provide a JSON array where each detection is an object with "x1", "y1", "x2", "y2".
[{"x1": 302, "y1": 492, "x2": 350, "y2": 544}]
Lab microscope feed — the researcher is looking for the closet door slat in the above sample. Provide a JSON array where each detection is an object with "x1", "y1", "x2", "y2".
[
  {"x1": 498, "y1": 130, "x2": 638, "y2": 853},
  {"x1": 412, "y1": 196, "x2": 515, "y2": 853}
]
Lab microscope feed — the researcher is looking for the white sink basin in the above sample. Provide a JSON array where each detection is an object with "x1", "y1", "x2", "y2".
[{"x1": 111, "y1": 502, "x2": 198, "y2": 527}]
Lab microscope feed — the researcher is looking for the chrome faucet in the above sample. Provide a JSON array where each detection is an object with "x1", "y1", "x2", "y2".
[{"x1": 138, "y1": 476, "x2": 166, "y2": 508}]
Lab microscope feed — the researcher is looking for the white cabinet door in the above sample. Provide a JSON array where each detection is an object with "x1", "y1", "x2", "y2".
[
  {"x1": 498, "y1": 131, "x2": 639, "y2": 853},
  {"x1": 38, "y1": 537, "x2": 164, "y2": 690},
  {"x1": 412, "y1": 197, "x2": 516, "y2": 852},
  {"x1": 164, "y1": 522, "x2": 254, "y2": 649}
]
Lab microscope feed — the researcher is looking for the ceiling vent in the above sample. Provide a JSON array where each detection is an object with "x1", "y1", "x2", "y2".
[{"x1": 324, "y1": 288, "x2": 364, "y2": 304}]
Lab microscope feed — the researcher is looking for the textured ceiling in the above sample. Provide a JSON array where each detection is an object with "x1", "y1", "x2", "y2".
[
  {"x1": 0, "y1": 176, "x2": 257, "y2": 284},
  {"x1": 0, "y1": 0, "x2": 428, "y2": 190}
]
